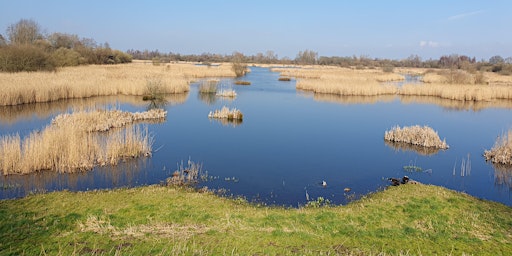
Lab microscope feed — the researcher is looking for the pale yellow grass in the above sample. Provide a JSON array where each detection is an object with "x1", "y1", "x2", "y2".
[
  {"x1": 216, "y1": 89, "x2": 237, "y2": 98},
  {"x1": 52, "y1": 108, "x2": 166, "y2": 132},
  {"x1": 384, "y1": 125, "x2": 449, "y2": 149},
  {"x1": 0, "y1": 109, "x2": 161, "y2": 175},
  {"x1": 208, "y1": 106, "x2": 243, "y2": 120},
  {"x1": 0, "y1": 62, "x2": 235, "y2": 106},
  {"x1": 399, "y1": 83, "x2": 512, "y2": 101},
  {"x1": 276, "y1": 66, "x2": 512, "y2": 101},
  {"x1": 484, "y1": 129, "x2": 512, "y2": 165}
]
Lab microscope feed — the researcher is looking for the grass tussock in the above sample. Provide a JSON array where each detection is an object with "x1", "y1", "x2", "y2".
[
  {"x1": 384, "y1": 125, "x2": 449, "y2": 149},
  {"x1": 484, "y1": 129, "x2": 512, "y2": 165},
  {"x1": 0, "y1": 62, "x2": 236, "y2": 106},
  {"x1": 0, "y1": 109, "x2": 162, "y2": 175},
  {"x1": 216, "y1": 89, "x2": 237, "y2": 98},
  {"x1": 234, "y1": 80, "x2": 251, "y2": 85},
  {"x1": 278, "y1": 76, "x2": 291, "y2": 81},
  {"x1": 166, "y1": 159, "x2": 205, "y2": 186},
  {"x1": 0, "y1": 184, "x2": 511, "y2": 255},
  {"x1": 208, "y1": 106, "x2": 243, "y2": 121}
]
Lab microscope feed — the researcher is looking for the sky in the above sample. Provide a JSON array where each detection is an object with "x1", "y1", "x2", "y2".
[{"x1": 1, "y1": 0, "x2": 511, "y2": 60}]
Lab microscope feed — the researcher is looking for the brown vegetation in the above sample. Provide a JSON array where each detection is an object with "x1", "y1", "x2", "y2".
[
  {"x1": 0, "y1": 109, "x2": 163, "y2": 175},
  {"x1": 384, "y1": 125, "x2": 449, "y2": 149},
  {"x1": 234, "y1": 80, "x2": 251, "y2": 85},
  {"x1": 484, "y1": 130, "x2": 512, "y2": 165}
]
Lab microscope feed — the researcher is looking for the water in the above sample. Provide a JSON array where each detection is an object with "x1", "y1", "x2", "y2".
[{"x1": 1, "y1": 67, "x2": 512, "y2": 207}]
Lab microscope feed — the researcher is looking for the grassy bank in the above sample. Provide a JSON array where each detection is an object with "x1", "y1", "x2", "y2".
[
  {"x1": 0, "y1": 184, "x2": 510, "y2": 255},
  {"x1": 0, "y1": 62, "x2": 235, "y2": 106}
]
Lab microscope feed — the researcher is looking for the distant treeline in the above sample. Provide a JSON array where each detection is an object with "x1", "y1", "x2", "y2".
[
  {"x1": 0, "y1": 19, "x2": 132, "y2": 72},
  {"x1": 129, "y1": 48, "x2": 512, "y2": 75}
]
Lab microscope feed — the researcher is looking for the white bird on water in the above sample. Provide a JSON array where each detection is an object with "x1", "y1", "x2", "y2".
[{"x1": 322, "y1": 180, "x2": 327, "y2": 187}]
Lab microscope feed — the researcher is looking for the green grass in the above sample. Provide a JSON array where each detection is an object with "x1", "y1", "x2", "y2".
[{"x1": 0, "y1": 184, "x2": 511, "y2": 255}]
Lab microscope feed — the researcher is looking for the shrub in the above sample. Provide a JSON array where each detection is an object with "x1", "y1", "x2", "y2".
[
  {"x1": 0, "y1": 44, "x2": 55, "y2": 72},
  {"x1": 382, "y1": 65, "x2": 394, "y2": 73},
  {"x1": 51, "y1": 47, "x2": 82, "y2": 67}
]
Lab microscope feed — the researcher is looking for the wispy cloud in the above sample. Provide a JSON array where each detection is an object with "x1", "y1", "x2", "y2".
[
  {"x1": 419, "y1": 41, "x2": 440, "y2": 48},
  {"x1": 448, "y1": 10, "x2": 484, "y2": 21}
]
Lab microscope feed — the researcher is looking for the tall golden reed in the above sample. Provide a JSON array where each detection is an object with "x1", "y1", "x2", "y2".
[
  {"x1": 0, "y1": 62, "x2": 235, "y2": 106},
  {"x1": 0, "y1": 109, "x2": 163, "y2": 175}
]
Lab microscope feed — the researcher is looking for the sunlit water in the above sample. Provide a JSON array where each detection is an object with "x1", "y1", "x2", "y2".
[{"x1": 1, "y1": 67, "x2": 512, "y2": 207}]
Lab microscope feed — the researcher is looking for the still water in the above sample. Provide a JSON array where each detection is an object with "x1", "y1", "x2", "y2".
[{"x1": 1, "y1": 67, "x2": 512, "y2": 207}]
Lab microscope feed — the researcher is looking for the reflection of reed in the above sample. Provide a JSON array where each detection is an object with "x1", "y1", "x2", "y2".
[
  {"x1": 209, "y1": 118, "x2": 243, "y2": 127},
  {"x1": 492, "y1": 164, "x2": 512, "y2": 190},
  {"x1": 400, "y1": 95, "x2": 512, "y2": 111},
  {"x1": 198, "y1": 92, "x2": 217, "y2": 105},
  {"x1": 305, "y1": 92, "x2": 512, "y2": 111},
  {"x1": 384, "y1": 140, "x2": 441, "y2": 156},
  {"x1": 311, "y1": 92, "x2": 397, "y2": 105},
  {"x1": 0, "y1": 158, "x2": 148, "y2": 199}
]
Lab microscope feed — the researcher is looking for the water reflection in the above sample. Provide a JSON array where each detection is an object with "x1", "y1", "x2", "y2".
[
  {"x1": 493, "y1": 164, "x2": 512, "y2": 190},
  {"x1": 198, "y1": 92, "x2": 217, "y2": 105},
  {"x1": 303, "y1": 92, "x2": 512, "y2": 111},
  {"x1": 0, "y1": 158, "x2": 149, "y2": 198},
  {"x1": 384, "y1": 140, "x2": 442, "y2": 156},
  {"x1": 400, "y1": 95, "x2": 512, "y2": 111},
  {"x1": 208, "y1": 118, "x2": 243, "y2": 127}
]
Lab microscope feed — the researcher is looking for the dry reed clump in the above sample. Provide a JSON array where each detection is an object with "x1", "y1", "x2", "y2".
[
  {"x1": 208, "y1": 106, "x2": 243, "y2": 121},
  {"x1": 166, "y1": 159, "x2": 205, "y2": 186},
  {"x1": 384, "y1": 125, "x2": 449, "y2": 149},
  {"x1": 52, "y1": 108, "x2": 166, "y2": 132},
  {"x1": 0, "y1": 62, "x2": 237, "y2": 106},
  {"x1": 216, "y1": 89, "x2": 237, "y2": 98},
  {"x1": 0, "y1": 109, "x2": 160, "y2": 175},
  {"x1": 484, "y1": 130, "x2": 512, "y2": 165},
  {"x1": 234, "y1": 80, "x2": 251, "y2": 85}
]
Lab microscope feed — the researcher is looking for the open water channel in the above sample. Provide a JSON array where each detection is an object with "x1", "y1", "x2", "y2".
[{"x1": 1, "y1": 67, "x2": 512, "y2": 207}]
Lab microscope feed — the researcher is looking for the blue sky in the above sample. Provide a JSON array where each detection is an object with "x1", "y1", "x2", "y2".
[{"x1": 1, "y1": 0, "x2": 510, "y2": 60}]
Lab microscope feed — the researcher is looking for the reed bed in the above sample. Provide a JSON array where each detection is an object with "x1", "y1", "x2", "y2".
[
  {"x1": 208, "y1": 106, "x2": 243, "y2": 121},
  {"x1": 52, "y1": 108, "x2": 166, "y2": 132},
  {"x1": 484, "y1": 129, "x2": 512, "y2": 165},
  {"x1": 384, "y1": 125, "x2": 449, "y2": 149},
  {"x1": 216, "y1": 89, "x2": 237, "y2": 98},
  {"x1": 274, "y1": 66, "x2": 512, "y2": 101},
  {"x1": 0, "y1": 109, "x2": 161, "y2": 175},
  {"x1": 399, "y1": 83, "x2": 512, "y2": 101},
  {"x1": 0, "y1": 62, "x2": 235, "y2": 106}
]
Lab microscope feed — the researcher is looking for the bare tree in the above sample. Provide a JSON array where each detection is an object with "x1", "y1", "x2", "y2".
[
  {"x1": 6, "y1": 19, "x2": 43, "y2": 45},
  {"x1": 0, "y1": 34, "x2": 6, "y2": 46},
  {"x1": 295, "y1": 49, "x2": 318, "y2": 65}
]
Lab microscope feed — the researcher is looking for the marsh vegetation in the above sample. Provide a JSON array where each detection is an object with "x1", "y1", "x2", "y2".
[
  {"x1": 208, "y1": 106, "x2": 243, "y2": 121},
  {"x1": 384, "y1": 125, "x2": 449, "y2": 149},
  {"x1": 0, "y1": 109, "x2": 164, "y2": 175},
  {"x1": 484, "y1": 129, "x2": 512, "y2": 165}
]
